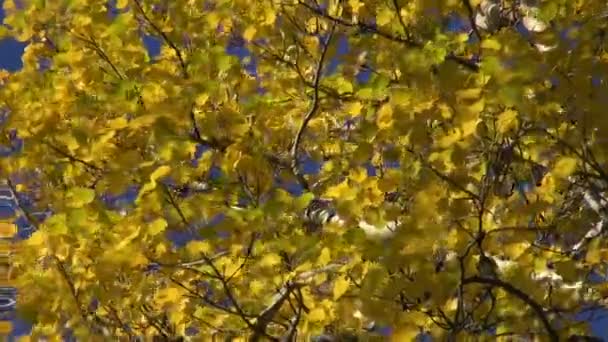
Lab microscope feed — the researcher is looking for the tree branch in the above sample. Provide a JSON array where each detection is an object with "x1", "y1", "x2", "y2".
[
  {"x1": 463, "y1": 275, "x2": 559, "y2": 342},
  {"x1": 132, "y1": 0, "x2": 189, "y2": 78},
  {"x1": 297, "y1": 0, "x2": 479, "y2": 72},
  {"x1": 290, "y1": 25, "x2": 336, "y2": 192}
]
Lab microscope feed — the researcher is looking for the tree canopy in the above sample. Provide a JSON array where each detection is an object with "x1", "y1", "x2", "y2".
[{"x1": 1, "y1": 0, "x2": 608, "y2": 340}]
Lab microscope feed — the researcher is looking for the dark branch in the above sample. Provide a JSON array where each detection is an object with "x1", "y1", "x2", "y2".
[
  {"x1": 463, "y1": 276, "x2": 559, "y2": 342},
  {"x1": 290, "y1": 25, "x2": 336, "y2": 192}
]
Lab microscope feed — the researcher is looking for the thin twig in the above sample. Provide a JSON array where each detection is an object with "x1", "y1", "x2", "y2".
[
  {"x1": 290, "y1": 25, "x2": 336, "y2": 192},
  {"x1": 463, "y1": 275, "x2": 559, "y2": 342},
  {"x1": 132, "y1": 0, "x2": 189, "y2": 78},
  {"x1": 297, "y1": 1, "x2": 479, "y2": 72}
]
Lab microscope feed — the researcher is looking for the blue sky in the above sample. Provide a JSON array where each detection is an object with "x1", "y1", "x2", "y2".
[{"x1": 0, "y1": 5, "x2": 24, "y2": 71}]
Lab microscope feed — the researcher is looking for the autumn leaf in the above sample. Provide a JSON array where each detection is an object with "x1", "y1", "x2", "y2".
[
  {"x1": 147, "y1": 218, "x2": 168, "y2": 236},
  {"x1": 243, "y1": 26, "x2": 257, "y2": 42},
  {"x1": 376, "y1": 103, "x2": 394, "y2": 130},
  {"x1": 496, "y1": 109, "x2": 518, "y2": 134},
  {"x1": 2, "y1": 0, "x2": 606, "y2": 339},
  {"x1": 185, "y1": 240, "x2": 212, "y2": 257},
  {"x1": 332, "y1": 276, "x2": 350, "y2": 300},
  {"x1": 552, "y1": 156, "x2": 578, "y2": 179}
]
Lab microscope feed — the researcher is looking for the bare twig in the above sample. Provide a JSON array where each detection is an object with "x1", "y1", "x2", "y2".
[
  {"x1": 462, "y1": 0, "x2": 483, "y2": 45},
  {"x1": 297, "y1": 1, "x2": 479, "y2": 72},
  {"x1": 250, "y1": 282, "x2": 298, "y2": 341},
  {"x1": 281, "y1": 288, "x2": 304, "y2": 342},
  {"x1": 391, "y1": 0, "x2": 411, "y2": 39},
  {"x1": 44, "y1": 140, "x2": 103, "y2": 173},
  {"x1": 132, "y1": 0, "x2": 189, "y2": 78},
  {"x1": 290, "y1": 25, "x2": 336, "y2": 192},
  {"x1": 463, "y1": 275, "x2": 559, "y2": 342}
]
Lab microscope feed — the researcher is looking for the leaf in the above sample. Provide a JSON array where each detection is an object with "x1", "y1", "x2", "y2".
[
  {"x1": 496, "y1": 109, "x2": 518, "y2": 134},
  {"x1": 307, "y1": 307, "x2": 326, "y2": 322},
  {"x1": 295, "y1": 192, "x2": 315, "y2": 210},
  {"x1": 105, "y1": 12, "x2": 133, "y2": 37},
  {"x1": 456, "y1": 88, "x2": 482, "y2": 101},
  {"x1": 391, "y1": 325, "x2": 419, "y2": 341},
  {"x1": 137, "y1": 165, "x2": 171, "y2": 202},
  {"x1": 317, "y1": 247, "x2": 331, "y2": 266},
  {"x1": 259, "y1": 253, "x2": 282, "y2": 268},
  {"x1": 376, "y1": 103, "x2": 393, "y2": 130},
  {"x1": 114, "y1": 226, "x2": 141, "y2": 250},
  {"x1": 45, "y1": 214, "x2": 68, "y2": 235},
  {"x1": 346, "y1": 101, "x2": 363, "y2": 116},
  {"x1": 243, "y1": 26, "x2": 257, "y2": 42},
  {"x1": 116, "y1": 0, "x2": 129, "y2": 9},
  {"x1": 332, "y1": 276, "x2": 350, "y2": 300},
  {"x1": 65, "y1": 187, "x2": 96, "y2": 208},
  {"x1": 185, "y1": 240, "x2": 212, "y2": 257},
  {"x1": 148, "y1": 218, "x2": 168, "y2": 236},
  {"x1": 155, "y1": 287, "x2": 182, "y2": 307},
  {"x1": 26, "y1": 230, "x2": 46, "y2": 247},
  {"x1": 324, "y1": 180, "x2": 358, "y2": 201},
  {"x1": 552, "y1": 157, "x2": 578, "y2": 179},
  {"x1": 481, "y1": 38, "x2": 501, "y2": 50}
]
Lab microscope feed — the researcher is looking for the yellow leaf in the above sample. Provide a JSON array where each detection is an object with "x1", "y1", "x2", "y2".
[
  {"x1": 391, "y1": 325, "x2": 419, "y2": 341},
  {"x1": 308, "y1": 307, "x2": 326, "y2": 322},
  {"x1": 249, "y1": 279, "x2": 265, "y2": 295},
  {"x1": 376, "y1": 6, "x2": 394, "y2": 26},
  {"x1": 243, "y1": 25, "x2": 257, "y2": 42},
  {"x1": 56, "y1": 134, "x2": 80, "y2": 152},
  {"x1": 66, "y1": 187, "x2": 96, "y2": 208},
  {"x1": 131, "y1": 251, "x2": 149, "y2": 267},
  {"x1": 324, "y1": 180, "x2": 357, "y2": 201},
  {"x1": 586, "y1": 248, "x2": 600, "y2": 264},
  {"x1": 186, "y1": 240, "x2": 212, "y2": 257},
  {"x1": 107, "y1": 117, "x2": 129, "y2": 130},
  {"x1": 348, "y1": 167, "x2": 368, "y2": 183},
  {"x1": 461, "y1": 98, "x2": 485, "y2": 117},
  {"x1": 151, "y1": 165, "x2": 171, "y2": 180},
  {"x1": 137, "y1": 165, "x2": 172, "y2": 202},
  {"x1": 26, "y1": 230, "x2": 46, "y2": 247},
  {"x1": 376, "y1": 103, "x2": 393, "y2": 130},
  {"x1": 155, "y1": 287, "x2": 182, "y2": 307},
  {"x1": 348, "y1": 0, "x2": 365, "y2": 14},
  {"x1": 263, "y1": 7, "x2": 277, "y2": 26},
  {"x1": 317, "y1": 247, "x2": 331, "y2": 266},
  {"x1": 332, "y1": 276, "x2": 350, "y2": 300},
  {"x1": 346, "y1": 101, "x2": 363, "y2": 116},
  {"x1": 552, "y1": 156, "x2": 577, "y2": 179},
  {"x1": 148, "y1": 218, "x2": 167, "y2": 236},
  {"x1": 503, "y1": 242, "x2": 529, "y2": 260},
  {"x1": 496, "y1": 109, "x2": 518, "y2": 133},
  {"x1": 481, "y1": 38, "x2": 501, "y2": 50},
  {"x1": 260, "y1": 253, "x2": 282, "y2": 268},
  {"x1": 195, "y1": 93, "x2": 209, "y2": 106},
  {"x1": 116, "y1": 0, "x2": 129, "y2": 9},
  {"x1": 461, "y1": 118, "x2": 479, "y2": 137},
  {"x1": 141, "y1": 83, "x2": 168, "y2": 105},
  {"x1": 456, "y1": 88, "x2": 482, "y2": 101},
  {"x1": 115, "y1": 226, "x2": 141, "y2": 250}
]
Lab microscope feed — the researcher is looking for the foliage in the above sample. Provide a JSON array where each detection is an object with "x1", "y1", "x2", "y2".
[{"x1": 1, "y1": 0, "x2": 608, "y2": 340}]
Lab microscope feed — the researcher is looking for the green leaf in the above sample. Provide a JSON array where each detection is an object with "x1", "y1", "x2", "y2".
[
  {"x1": 66, "y1": 187, "x2": 96, "y2": 208},
  {"x1": 295, "y1": 192, "x2": 315, "y2": 210},
  {"x1": 481, "y1": 38, "x2": 501, "y2": 51},
  {"x1": 552, "y1": 157, "x2": 577, "y2": 179},
  {"x1": 148, "y1": 218, "x2": 168, "y2": 236}
]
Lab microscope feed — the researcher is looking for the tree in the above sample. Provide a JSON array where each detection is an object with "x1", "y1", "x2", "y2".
[{"x1": 1, "y1": 0, "x2": 608, "y2": 340}]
